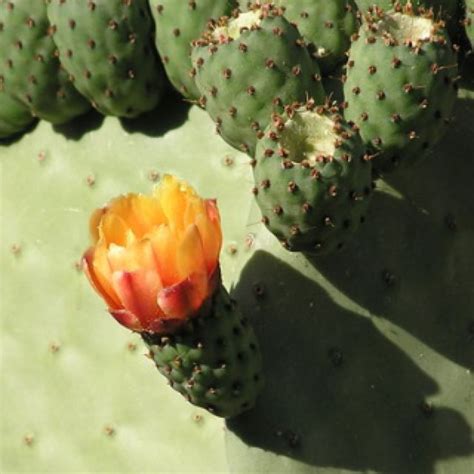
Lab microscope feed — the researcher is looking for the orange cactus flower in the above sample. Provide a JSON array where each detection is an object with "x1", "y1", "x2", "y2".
[{"x1": 83, "y1": 175, "x2": 222, "y2": 334}]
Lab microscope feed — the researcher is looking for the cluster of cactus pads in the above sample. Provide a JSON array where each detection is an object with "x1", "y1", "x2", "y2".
[{"x1": 1, "y1": 0, "x2": 473, "y2": 421}]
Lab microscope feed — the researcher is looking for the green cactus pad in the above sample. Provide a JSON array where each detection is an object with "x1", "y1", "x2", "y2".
[
  {"x1": 47, "y1": 0, "x2": 165, "y2": 118},
  {"x1": 149, "y1": 0, "x2": 237, "y2": 100},
  {"x1": 0, "y1": 0, "x2": 89, "y2": 124},
  {"x1": 344, "y1": 7, "x2": 458, "y2": 174},
  {"x1": 143, "y1": 285, "x2": 264, "y2": 418},
  {"x1": 0, "y1": 91, "x2": 35, "y2": 139},
  {"x1": 191, "y1": 6, "x2": 325, "y2": 156},
  {"x1": 253, "y1": 102, "x2": 372, "y2": 255}
]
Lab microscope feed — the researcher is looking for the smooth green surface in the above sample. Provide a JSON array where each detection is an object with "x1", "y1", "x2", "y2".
[{"x1": 1, "y1": 98, "x2": 252, "y2": 472}]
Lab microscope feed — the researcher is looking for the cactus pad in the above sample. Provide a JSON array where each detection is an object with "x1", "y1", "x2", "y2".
[
  {"x1": 149, "y1": 0, "x2": 237, "y2": 100},
  {"x1": 344, "y1": 7, "x2": 458, "y2": 174},
  {"x1": 47, "y1": 0, "x2": 165, "y2": 118},
  {"x1": 191, "y1": 7, "x2": 325, "y2": 156},
  {"x1": 0, "y1": 0, "x2": 89, "y2": 124}
]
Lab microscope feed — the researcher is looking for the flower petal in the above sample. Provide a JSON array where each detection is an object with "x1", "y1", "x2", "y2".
[
  {"x1": 89, "y1": 207, "x2": 106, "y2": 244},
  {"x1": 83, "y1": 248, "x2": 121, "y2": 310},
  {"x1": 112, "y1": 270, "x2": 163, "y2": 328},
  {"x1": 100, "y1": 212, "x2": 135, "y2": 246},
  {"x1": 157, "y1": 272, "x2": 208, "y2": 319},
  {"x1": 149, "y1": 225, "x2": 180, "y2": 286},
  {"x1": 177, "y1": 224, "x2": 207, "y2": 279},
  {"x1": 109, "y1": 309, "x2": 143, "y2": 332}
]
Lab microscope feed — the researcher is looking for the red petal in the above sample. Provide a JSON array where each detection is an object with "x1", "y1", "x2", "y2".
[
  {"x1": 157, "y1": 272, "x2": 208, "y2": 320},
  {"x1": 112, "y1": 270, "x2": 163, "y2": 329},
  {"x1": 109, "y1": 309, "x2": 143, "y2": 332}
]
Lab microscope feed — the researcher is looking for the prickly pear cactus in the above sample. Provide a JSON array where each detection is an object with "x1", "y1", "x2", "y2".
[
  {"x1": 144, "y1": 286, "x2": 264, "y2": 418},
  {"x1": 355, "y1": 0, "x2": 460, "y2": 19},
  {"x1": 0, "y1": 0, "x2": 90, "y2": 124},
  {"x1": 47, "y1": 0, "x2": 165, "y2": 117},
  {"x1": 1, "y1": 11, "x2": 473, "y2": 474},
  {"x1": 191, "y1": 6, "x2": 325, "y2": 156},
  {"x1": 344, "y1": 7, "x2": 458, "y2": 174},
  {"x1": 239, "y1": 0, "x2": 359, "y2": 74},
  {"x1": 149, "y1": 0, "x2": 237, "y2": 100},
  {"x1": 253, "y1": 102, "x2": 373, "y2": 254},
  {"x1": 226, "y1": 91, "x2": 474, "y2": 473}
]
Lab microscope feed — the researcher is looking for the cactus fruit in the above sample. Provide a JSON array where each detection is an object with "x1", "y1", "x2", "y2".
[
  {"x1": 143, "y1": 286, "x2": 264, "y2": 418},
  {"x1": 239, "y1": 0, "x2": 359, "y2": 74},
  {"x1": 354, "y1": 0, "x2": 460, "y2": 22},
  {"x1": 149, "y1": 0, "x2": 237, "y2": 100},
  {"x1": 0, "y1": 0, "x2": 89, "y2": 125},
  {"x1": 354, "y1": 0, "x2": 463, "y2": 38},
  {"x1": 47, "y1": 0, "x2": 165, "y2": 118},
  {"x1": 344, "y1": 6, "x2": 458, "y2": 174},
  {"x1": 0, "y1": 92, "x2": 35, "y2": 139},
  {"x1": 253, "y1": 102, "x2": 372, "y2": 255},
  {"x1": 191, "y1": 5, "x2": 326, "y2": 156}
]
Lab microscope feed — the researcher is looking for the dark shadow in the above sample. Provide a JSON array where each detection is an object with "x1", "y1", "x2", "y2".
[
  {"x1": 309, "y1": 97, "x2": 474, "y2": 371},
  {"x1": 53, "y1": 108, "x2": 105, "y2": 141},
  {"x1": 227, "y1": 251, "x2": 474, "y2": 473},
  {"x1": 459, "y1": 53, "x2": 474, "y2": 93},
  {"x1": 0, "y1": 119, "x2": 38, "y2": 146},
  {"x1": 119, "y1": 90, "x2": 191, "y2": 137}
]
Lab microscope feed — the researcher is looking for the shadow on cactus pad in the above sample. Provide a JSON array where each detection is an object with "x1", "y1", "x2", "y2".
[
  {"x1": 311, "y1": 98, "x2": 474, "y2": 371},
  {"x1": 119, "y1": 91, "x2": 191, "y2": 138},
  {"x1": 227, "y1": 251, "x2": 473, "y2": 473},
  {"x1": 52, "y1": 108, "x2": 104, "y2": 141}
]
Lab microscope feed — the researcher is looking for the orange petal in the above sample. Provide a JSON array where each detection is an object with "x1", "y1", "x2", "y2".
[
  {"x1": 112, "y1": 270, "x2": 163, "y2": 328},
  {"x1": 149, "y1": 225, "x2": 180, "y2": 286},
  {"x1": 177, "y1": 224, "x2": 207, "y2": 279},
  {"x1": 157, "y1": 272, "x2": 208, "y2": 319},
  {"x1": 83, "y1": 248, "x2": 121, "y2": 310},
  {"x1": 89, "y1": 207, "x2": 106, "y2": 244},
  {"x1": 89, "y1": 244, "x2": 122, "y2": 308},
  {"x1": 195, "y1": 212, "x2": 222, "y2": 274}
]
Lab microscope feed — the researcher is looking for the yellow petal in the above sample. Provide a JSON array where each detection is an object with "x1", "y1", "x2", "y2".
[
  {"x1": 156, "y1": 175, "x2": 193, "y2": 236},
  {"x1": 99, "y1": 212, "x2": 134, "y2": 246}
]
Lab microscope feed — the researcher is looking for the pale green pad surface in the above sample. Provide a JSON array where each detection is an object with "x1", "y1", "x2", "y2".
[{"x1": 0, "y1": 101, "x2": 251, "y2": 472}]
